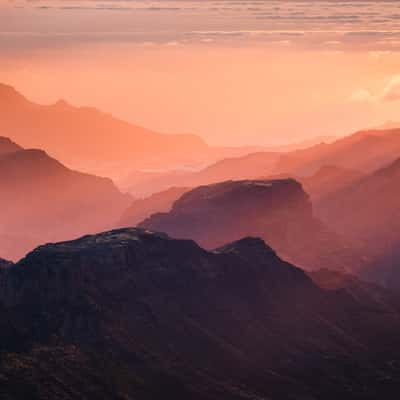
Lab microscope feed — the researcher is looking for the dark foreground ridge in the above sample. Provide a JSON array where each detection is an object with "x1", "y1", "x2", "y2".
[
  {"x1": 1, "y1": 228, "x2": 400, "y2": 399},
  {"x1": 0, "y1": 257, "x2": 12, "y2": 269}
]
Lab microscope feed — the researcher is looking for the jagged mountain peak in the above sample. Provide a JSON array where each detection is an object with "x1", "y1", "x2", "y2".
[{"x1": 215, "y1": 236, "x2": 275, "y2": 257}]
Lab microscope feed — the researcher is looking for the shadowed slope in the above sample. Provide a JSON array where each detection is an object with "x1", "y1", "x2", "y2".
[
  {"x1": 2, "y1": 228, "x2": 400, "y2": 399},
  {"x1": 0, "y1": 258, "x2": 12, "y2": 269}
]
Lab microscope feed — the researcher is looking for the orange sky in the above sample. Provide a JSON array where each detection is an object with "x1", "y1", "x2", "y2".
[{"x1": 1, "y1": 1, "x2": 400, "y2": 146}]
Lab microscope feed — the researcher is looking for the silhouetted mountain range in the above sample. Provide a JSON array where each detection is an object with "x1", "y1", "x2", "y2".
[
  {"x1": 0, "y1": 83, "x2": 278, "y2": 174},
  {"x1": 317, "y1": 157, "x2": 400, "y2": 288},
  {"x1": 140, "y1": 179, "x2": 364, "y2": 271},
  {"x1": 3, "y1": 79, "x2": 400, "y2": 399},
  {"x1": 0, "y1": 83, "x2": 209, "y2": 167},
  {"x1": 2, "y1": 228, "x2": 400, "y2": 399},
  {"x1": 308, "y1": 268, "x2": 400, "y2": 312},
  {"x1": 0, "y1": 136, "x2": 22, "y2": 157},
  {"x1": 119, "y1": 186, "x2": 190, "y2": 227},
  {"x1": 0, "y1": 141, "x2": 131, "y2": 260},
  {"x1": 122, "y1": 128, "x2": 400, "y2": 198},
  {"x1": 300, "y1": 165, "x2": 363, "y2": 201},
  {"x1": 121, "y1": 151, "x2": 281, "y2": 196},
  {"x1": 274, "y1": 128, "x2": 400, "y2": 176}
]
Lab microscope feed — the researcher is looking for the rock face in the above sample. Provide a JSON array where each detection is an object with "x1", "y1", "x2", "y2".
[
  {"x1": 141, "y1": 179, "x2": 362, "y2": 271},
  {"x1": 317, "y1": 158, "x2": 400, "y2": 288},
  {"x1": 0, "y1": 146, "x2": 131, "y2": 260},
  {"x1": 2, "y1": 228, "x2": 400, "y2": 399}
]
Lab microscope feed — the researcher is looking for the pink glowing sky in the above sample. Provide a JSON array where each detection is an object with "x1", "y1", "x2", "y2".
[{"x1": 2, "y1": 0, "x2": 400, "y2": 146}]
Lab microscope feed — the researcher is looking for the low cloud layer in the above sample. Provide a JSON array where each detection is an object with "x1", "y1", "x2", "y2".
[{"x1": 3, "y1": 1, "x2": 400, "y2": 53}]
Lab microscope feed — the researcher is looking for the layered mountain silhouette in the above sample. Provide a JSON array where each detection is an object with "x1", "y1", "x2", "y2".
[
  {"x1": 122, "y1": 151, "x2": 281, "y2": 196},
  {"x1": 0, "y1": 136, "x2": 22, "y2": 157},
  {"x1": 274, "y1": 128, "x2": 400, "y2": 176},
  {"x1": 2, "y1": 228, "x2": 400, "y2": 399},
  {"x1": 120, "y1": 128, "x2": 400, "y2": 198},
  {"x1": 0, "y1": 83, "x2": 208, "y2": 166},
  {"x1": 140, "y1": 179, "x2": 363, "y2": 271},
  {"x1": 119, "y1": 186, "x2": 190, "y2": 227},
  {"x1": 0, "y1": 83, "x2": 277, "y2": 173},
  {"x1": 300, "y1": 165, "x2": 363, "y2": 201},
  {"x1": 317, "y1": 158, "x2": 400, "y2": 288},
  {"x1": 308, "y1": 268, "x2": 400, "y2": 312},
  {"x1": 0, "y1": 142, "x2": 131, "y2": 260}
]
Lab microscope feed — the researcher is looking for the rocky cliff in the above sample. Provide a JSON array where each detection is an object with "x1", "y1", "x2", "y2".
[{"x1": 1, "y1": 228, "x2": 400, "y2": 399}]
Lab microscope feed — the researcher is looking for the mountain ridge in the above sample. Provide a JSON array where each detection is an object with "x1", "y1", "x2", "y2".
[
  {"x1": 0, "y1": 82, "x2": 209, "y2": 167},
  {"x1": 0, "y1": 140, "x2": 131, "y2": 260},
  {"x1": 140, "y1": 178, "x2": 364, "y2": 271},
  {"x1": 2, "y1": 227, "x2": 400, "y2": 399}
]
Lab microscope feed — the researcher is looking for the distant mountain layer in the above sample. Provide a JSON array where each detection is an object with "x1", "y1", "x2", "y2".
[
  {"x1": 122, "y1": 151, "x2": 281, "y2": 196},
  {"x1": 308, "y1": 268, "x2": 400, "y2": 312},
  {"x1": 0, "y1": 83, "x2": 274, "y2": 171},
  {"x1": 140, "y1": 179, "x2": 363, "y2": 271},
  {"x1": 300, "y1": 165, "x2": 363, "y2": 201},
  {"x1": 317, "y1": 158, "x2": 400, "y2": 288},
  {"x1": 274, "y1": 128, "x2": 400, "y2": 176},
  {"x1": 119, "y1": 186, "x2": 190, "y2": 227},
  {"x1": 0, "y1": 136, "x2": 22, "y2": 157},
  {"x1": 0, "y1": 83, "x2": 209, "y2": 165},
  {"x1": 0, "y1": 142, "x2": 131, "y2": 260},
  {"x1": 2, "y1": 228, "x2": 400, "y2": 399},
  {"x1": 122, "y1": 128, "x2": 400, "y2": 197}
]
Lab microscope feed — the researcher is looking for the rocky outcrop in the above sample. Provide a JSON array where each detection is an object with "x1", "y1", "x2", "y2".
[
  {"x1": 141, "y1": 179, "x2": 363, "y2": 271},
  {"x1": 1, "y1": 228, "x2": 400, "y2": 399}
]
